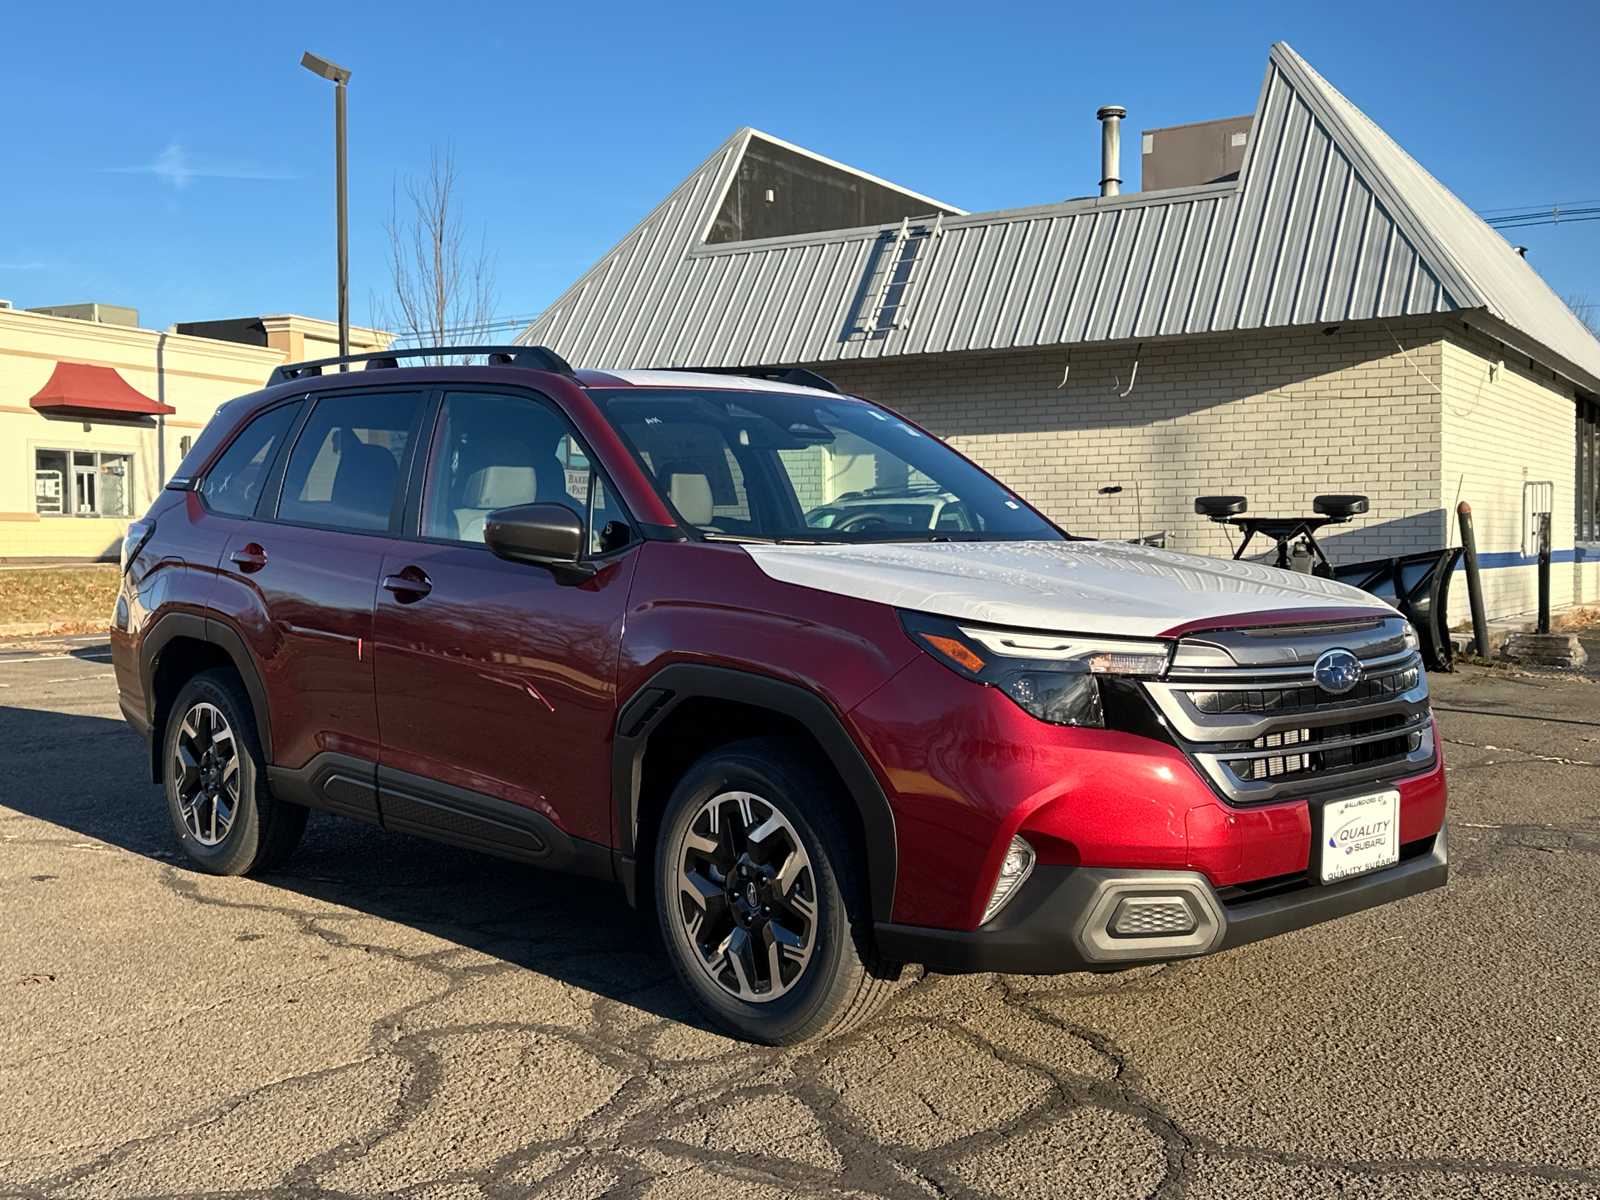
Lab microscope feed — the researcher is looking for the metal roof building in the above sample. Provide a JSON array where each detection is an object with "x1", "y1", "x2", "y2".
[
  {"x1": 519, "y1": 43, "x2": 1600, "y2": 625},
  {"x1": 519, "y1": 43, "x2": 1599, "y2": 395}
]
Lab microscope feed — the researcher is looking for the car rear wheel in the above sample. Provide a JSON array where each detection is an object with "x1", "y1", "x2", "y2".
[
  {"x1": 163, "y1": 670, "x2": 306, "y2": 876},
  {"x1": 655, "y1": 737, "x2": 901, "y2": 1044}
]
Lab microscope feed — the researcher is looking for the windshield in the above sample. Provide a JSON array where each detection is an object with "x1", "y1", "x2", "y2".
[{"x1": 593, "y1": 388, "x2": 1063, "y2": 543}]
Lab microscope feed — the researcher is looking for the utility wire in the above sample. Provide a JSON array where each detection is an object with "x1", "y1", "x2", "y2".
[
  {"x1": 1475, "y1": 201, "x2": 1600, "y2": 230},
  {"x1": 385, "y1": 314, "x2": 541, "y2": 346}
]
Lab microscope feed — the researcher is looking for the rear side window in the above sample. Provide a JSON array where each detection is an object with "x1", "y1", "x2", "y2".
[
  {"x1": 277, "y1": 392, "x2": 421, "y2": 532},
  {"x1": 199, "y1": 403, "x2": 300, "y2": 517}
]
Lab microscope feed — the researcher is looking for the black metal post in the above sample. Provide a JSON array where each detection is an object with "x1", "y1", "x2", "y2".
[
  {"x1": 335, "y1": 78, "x2": 349, "y2": 366},
  {"x1": 1537, "y1": 512, "x2": 1552, "y2": 635},
  {"x1": 301, "y1": 53, "x2": 353, "y2": 366},
  {"x1": 1456, "y1": 502, "x2": 1490, "y2": 657}
]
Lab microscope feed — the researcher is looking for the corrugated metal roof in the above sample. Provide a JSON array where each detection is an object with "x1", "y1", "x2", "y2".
[{"x1": 519, "y1": 44, "x2": 1600, "y2": 391}]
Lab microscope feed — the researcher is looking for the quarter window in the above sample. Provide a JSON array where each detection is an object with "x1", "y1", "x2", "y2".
[
  {"x1": 34, "y1": 449, "x2": 134, "y2": 517},
  {"x1": 198, "y1": 403, "x2": 300, "y2": 517},
  {"x1": 277, "y1": 392, "x2": 421, "y2": 532}
]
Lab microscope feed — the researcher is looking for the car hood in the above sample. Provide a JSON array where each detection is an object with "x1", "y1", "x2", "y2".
[{"x1": 742, "y1": 540, "x2": 1392, "y2": 638}]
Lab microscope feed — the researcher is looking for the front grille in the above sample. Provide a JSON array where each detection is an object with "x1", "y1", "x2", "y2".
[
  {"x1": 1226, "y1": 717, "x2": 1423, "y2": 782},
  {"x1": 1141, "y1": 617, "x2": 1436, "y2": 804},
  {"x1": 1189, "y1": 666, "x2": 1419, "y2": 715}
]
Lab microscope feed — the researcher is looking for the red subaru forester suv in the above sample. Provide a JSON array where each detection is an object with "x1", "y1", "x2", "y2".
[{"x1": 111, "y1": 346, "x2": 1447, "y2": 1043}]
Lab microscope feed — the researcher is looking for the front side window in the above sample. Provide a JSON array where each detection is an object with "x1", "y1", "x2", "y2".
[
  {"x1": 277, "y1": 392, "x2": 420, "y2": 532},
  {"x1": 198, "y1": 402, "x2": 300, "y2": 517},
  {"x1": 422, "y1": 391, "x2": 630, "y2": 549},
  {"x1": 34, "y1": 449, "x2": 135, "y2": 517},
  {"x1": 593, "y1": 388, "x2": 1061, "y2": 543}
]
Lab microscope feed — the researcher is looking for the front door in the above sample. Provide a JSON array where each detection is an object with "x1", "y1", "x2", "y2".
[
  {"x1": 214, "y1": 389, "x2": 425, "y2": 815},
  {"x1": 73, "y1": 456, "x2": 97, "y2": 515},
  {"x1": 372, "y1": 388, "x2": 638, "y2": 856}
]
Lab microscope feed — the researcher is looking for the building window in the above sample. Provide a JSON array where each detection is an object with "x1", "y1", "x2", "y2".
[
  {"x1": 34, "y1": 449, "x2": 134, "y2": 518},
  {"x1": 1579, "y1": 401, "x2": 1600, "y2": 543}
]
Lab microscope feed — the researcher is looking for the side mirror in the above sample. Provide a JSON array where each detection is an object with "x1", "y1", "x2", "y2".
[{"x1": 483, "y1": 503, "x2": 596, "y2": 584}]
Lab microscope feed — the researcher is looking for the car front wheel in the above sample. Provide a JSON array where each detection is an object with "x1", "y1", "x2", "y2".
[
  {"x1": 162, "y1": 669, "x2": 306, "y2": 876},
  {"x1": 655, "y1": 737, "x2": 901, "y2": 1044}
]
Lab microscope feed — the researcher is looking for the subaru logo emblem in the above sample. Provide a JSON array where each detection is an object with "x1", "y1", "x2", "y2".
[{"x1": 1313, "y1": 648, "x2": 1363, "y2": 694}]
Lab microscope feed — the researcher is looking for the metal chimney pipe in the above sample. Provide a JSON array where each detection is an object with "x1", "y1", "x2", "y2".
[{"x1": 1097, "y1": 105, "x2": 1126, "y2": 197}]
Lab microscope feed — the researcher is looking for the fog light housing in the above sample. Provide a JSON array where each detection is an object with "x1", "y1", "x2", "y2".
[
  {"x1": 982, "y1": 836, "x2": 1036, "y2": 924},
  {"x1": 1108, "y1": 895, "x2": 1198, "y2": 938}
]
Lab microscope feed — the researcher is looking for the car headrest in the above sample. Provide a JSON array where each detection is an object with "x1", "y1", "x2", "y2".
[
  {"x1": 467, "y1": 465, "x2": 538, "y2": 509},
  {"x1": 669, "y1": 473, "x2": 714, "y2": 526}
]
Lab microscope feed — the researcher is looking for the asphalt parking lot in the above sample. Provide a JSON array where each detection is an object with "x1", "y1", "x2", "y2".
[{"x1": 3, "y1": 636, "x2": 1599, "y2": 1199}]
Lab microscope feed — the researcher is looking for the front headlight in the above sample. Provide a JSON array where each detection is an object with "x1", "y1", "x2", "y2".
[
  {"x1": 900, "y1": 611, "x2": 1172, "y2": 728},
  {"x1": 1401, "y1": 621, "x2": 1421, "y2": 652}
]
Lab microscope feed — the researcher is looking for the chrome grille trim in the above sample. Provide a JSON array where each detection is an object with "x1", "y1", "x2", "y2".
[
  {"x1": 1145, "y1": 616, "x2": 1435, "y2": 804},
  {"x1": 1163, "y1": 646, "x2": 1418, "y2": 684}
]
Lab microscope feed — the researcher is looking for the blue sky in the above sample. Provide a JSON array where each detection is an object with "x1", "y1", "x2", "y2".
[{"x1": 2, "y1": 1, "x2": 1596, "y2": 338}]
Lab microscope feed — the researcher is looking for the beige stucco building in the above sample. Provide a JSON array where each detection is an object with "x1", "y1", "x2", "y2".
[{"x1": 0, "y1": 306, "x2": 388, "y2": 561}]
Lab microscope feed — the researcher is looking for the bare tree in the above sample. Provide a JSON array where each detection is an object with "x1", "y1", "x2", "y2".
[
  {"x1": 374, "y1": 144, "x2": 497, "y2": 360},
  {"x1": 1565, "y1": 292, "x2": 1600, "y2": 338}
]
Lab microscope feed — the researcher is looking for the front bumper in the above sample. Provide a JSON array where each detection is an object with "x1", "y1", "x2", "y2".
[{"x1": 875, "y1": 822, "x2": 1448, "y2": 974}]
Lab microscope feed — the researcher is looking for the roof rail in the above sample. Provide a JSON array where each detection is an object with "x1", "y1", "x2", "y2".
[
  {"x1": 267, "y1": 344, "x2": 576, "y2": 386},
  {"x1": 663, "y1": 365, "x2": 843, "y2": 395}
]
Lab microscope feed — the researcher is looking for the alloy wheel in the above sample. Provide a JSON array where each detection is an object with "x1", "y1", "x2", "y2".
[
  {"x1": 172, "y1": 701, "x2": 240, "y2": 846},
  {"x1": 675, "y1": 790, "x2": 817, "y2": 1002}
]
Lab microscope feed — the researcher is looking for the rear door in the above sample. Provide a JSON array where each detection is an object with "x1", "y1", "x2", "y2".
[
  {"x1": 371, "y1": 387, "x2": 639, "y2": 861},
  {"x1": 213, "y1": 389, "x2": 426, "y2": 818}
]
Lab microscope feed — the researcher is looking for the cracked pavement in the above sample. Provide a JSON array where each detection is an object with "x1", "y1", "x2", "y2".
[{"x1": 3, "y1": 636, "x2": 1599, "y2": 1198}]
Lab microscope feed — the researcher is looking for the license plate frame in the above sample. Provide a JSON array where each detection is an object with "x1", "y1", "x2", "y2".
[{"x1": 1316, "y1": 789, "x2": 1401, "y2": 884}]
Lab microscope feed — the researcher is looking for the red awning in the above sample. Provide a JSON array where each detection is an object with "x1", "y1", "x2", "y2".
[{"x1": 29, "y1": 362, "x2": 176, "y2": 421}]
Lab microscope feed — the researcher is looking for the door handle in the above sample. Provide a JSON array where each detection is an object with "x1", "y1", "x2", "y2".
[
  {"x1": 230, "y1": 543, "x2": 268, "y2": 573},
  {"x1": 382, "y1": 569, "x2": 432, "y2": 601}
]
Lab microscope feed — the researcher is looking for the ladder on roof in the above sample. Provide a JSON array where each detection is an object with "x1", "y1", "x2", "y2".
[{"x1": 849, "y1": 215, "x2": 941, "y2": 341}]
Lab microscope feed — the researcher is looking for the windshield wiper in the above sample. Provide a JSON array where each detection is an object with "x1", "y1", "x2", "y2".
[
  {"x1": 846, "y1": 534, "x2": 957, "y2": 543},
  {"x1": 698, "y1": 532, "x2": 777, "y2": 544}
]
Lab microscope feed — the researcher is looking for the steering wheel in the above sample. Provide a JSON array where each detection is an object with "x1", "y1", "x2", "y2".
[{"x1": 833, "y1": 509, "x2": 904, "y2": 533}]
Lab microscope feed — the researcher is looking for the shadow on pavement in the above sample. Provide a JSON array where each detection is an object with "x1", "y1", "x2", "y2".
[{"x1": 0, "y1": 704, "x2": 704, "y2": 1029}]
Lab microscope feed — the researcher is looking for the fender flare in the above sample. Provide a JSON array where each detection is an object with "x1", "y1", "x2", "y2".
[
  {"x1": 613, "y1": 663, "x2": 898, "y2": 923},
  {"x1": 140, "y1": 612, "x2": 275, "y2": 780}
]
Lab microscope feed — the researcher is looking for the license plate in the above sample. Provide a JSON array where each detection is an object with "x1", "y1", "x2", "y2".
[{"x1": 1319, "y1": 790, "x2": 1400, "y2": 884}]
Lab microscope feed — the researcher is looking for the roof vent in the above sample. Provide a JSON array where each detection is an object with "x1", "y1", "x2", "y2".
[
  {"x1": 1097, "y1": 105, "x2": 1126, "y2": 197},
  {"x1": 1141, "y1": 116, "x2": 1253, "y2": 191},
  {"x1": 24, "y1": 302, "x2": 139, "y2": 328}
]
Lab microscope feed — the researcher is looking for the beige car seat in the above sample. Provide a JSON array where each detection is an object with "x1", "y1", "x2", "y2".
[
  {"x1": 455, "y1": 464, "x2": 538, "y2": 542},
  {"x1": 668, "y1": 472, "x2": 714, "y2": 527}
]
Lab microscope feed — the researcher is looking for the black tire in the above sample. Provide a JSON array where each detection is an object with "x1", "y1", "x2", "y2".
[
  {"x1": 162, "y1": 669, "x2": 306, "y2": 876},
  {"x1": 654, "y1": 737, "x2": 902, "y2": 1044}
]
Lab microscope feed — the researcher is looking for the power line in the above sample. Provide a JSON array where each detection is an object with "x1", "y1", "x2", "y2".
[
  {"x1": 384, "y1": 314, "x2": 540, "y2": 346},
  {"x1": 1476, "y1": 201, "x2": 1600, "y2": 230}
]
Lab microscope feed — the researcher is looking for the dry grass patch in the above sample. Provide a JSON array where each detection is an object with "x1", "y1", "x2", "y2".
[{"x1": 0, "y1": 566, "x2": 120, "y2": 628}]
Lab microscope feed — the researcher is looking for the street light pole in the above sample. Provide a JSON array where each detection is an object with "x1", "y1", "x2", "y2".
[{"x1": 301, "y1": 51, "x2": 352, "y2": 365}]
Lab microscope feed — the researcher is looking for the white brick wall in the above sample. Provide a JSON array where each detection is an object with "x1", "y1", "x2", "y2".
[{"x1": 1438, "y1": 326, "x2": 1591, "y2": 621}]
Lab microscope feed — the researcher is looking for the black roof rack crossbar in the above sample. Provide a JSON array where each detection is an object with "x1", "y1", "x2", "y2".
[
  {"x1": 662, "y1": 365, "x2": 843, "y2": 395},
  {"x1": 268, "y1": 344, "x2": 576, "y2": 386}
]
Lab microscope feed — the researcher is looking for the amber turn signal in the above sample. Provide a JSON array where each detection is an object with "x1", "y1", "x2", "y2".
[{"x1": 919, "y1": 632, "x2": 985, "y2": 673}]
